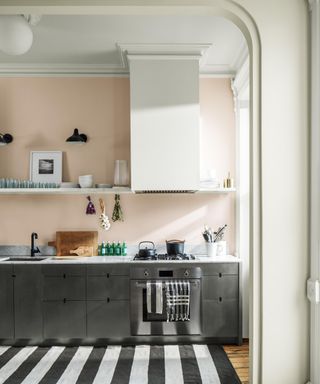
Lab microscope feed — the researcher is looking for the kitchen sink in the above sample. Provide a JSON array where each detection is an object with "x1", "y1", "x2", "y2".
[{"x1": 3, "y1": 257, "x2": 46, "y2": 262}]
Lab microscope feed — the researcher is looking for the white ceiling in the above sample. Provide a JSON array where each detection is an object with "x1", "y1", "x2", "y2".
[{"x1": 0, "y1": 15, "x2": 248, "y2": 76}]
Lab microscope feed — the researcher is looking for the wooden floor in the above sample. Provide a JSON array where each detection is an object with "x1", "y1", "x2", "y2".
[{"x1": 224, "y1": 339, "x2": 249, "y2": 384}]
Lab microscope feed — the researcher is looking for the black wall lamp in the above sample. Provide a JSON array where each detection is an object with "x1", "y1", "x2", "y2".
[
  {"x1": 66, "y1": 128, "x2": 87, "y2": 144},
  {"x1": 0, "y1": 133, "x2": 13, "y2": 146}
]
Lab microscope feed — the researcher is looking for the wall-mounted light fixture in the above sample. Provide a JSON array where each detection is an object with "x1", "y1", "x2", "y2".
[
  {"x1": 66, "y1": 128, "x2": 87, "y2": 144},
  {"x1": 0, "y1": 133, "x2": 13, "y2": 146},
  {"x1": 0, "y1": 15, "x2": 33, "y2": 55}
]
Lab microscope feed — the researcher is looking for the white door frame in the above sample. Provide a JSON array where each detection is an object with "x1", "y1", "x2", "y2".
[
  {"x1": 0, "y1": 1, "x2": 262, "y2": 382},
  {"x1": 308, "y1": 1, "x2": 320, "y2": 383}
]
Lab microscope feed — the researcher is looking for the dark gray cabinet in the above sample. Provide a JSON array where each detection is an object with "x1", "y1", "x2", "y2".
[
  {"x1": 86, "y1": 265, "x2": 130, "y2": 338},
  {"x1": 14, "y1": 265, "x2": 43, "y2": 339},
  {"x1": 202, "y1": 263, "x2": 241, "y2": 344},
  {"x1": 0, "y1": 265, "x2": 14, "y2": 339},
  {"x1": 87, "y1": 300, "x2": 130, "y2": 338},
  {"x1": 43, "y1": 301, "x2": 86, "y2": 339},
  {"x1": 42, "y1": 265, "x2": 86, "y2": 339}
]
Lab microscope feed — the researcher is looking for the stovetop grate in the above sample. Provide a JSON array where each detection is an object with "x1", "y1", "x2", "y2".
[{"x1": 133, "y1": 253, "x2": 195, "y2": 261}]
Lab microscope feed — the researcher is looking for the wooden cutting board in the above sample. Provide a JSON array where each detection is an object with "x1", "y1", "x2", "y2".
[{"x1": 54, "y1": 231, "x2": 98, "y2": 257}]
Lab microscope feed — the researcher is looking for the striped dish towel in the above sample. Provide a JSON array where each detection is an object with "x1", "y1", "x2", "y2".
[{"x1": 165, "y1": 280, "x2": 190, "y2": 322}]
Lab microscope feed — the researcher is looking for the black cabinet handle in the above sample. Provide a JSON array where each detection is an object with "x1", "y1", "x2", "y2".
[
  {"x1": 107, "y1": 297, "x2": 110, "y2": 303},
  {"x1": 63, "y1": 273, "x2": 66, "y2": 279},
  {"x1": 219, "y1": 297, "x2": 222, "y2": 302},
  {"x1": 63, "y1": 298, "x2": 66, "y2": 303},
  {"x1": 106, "y1": 273, "x2": 110, "y2": 278},
  {"x1": 219, "y1": 273, "x2": 222, "y2": 278}
]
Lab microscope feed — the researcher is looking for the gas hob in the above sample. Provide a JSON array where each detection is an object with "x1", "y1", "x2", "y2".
[{"x1": 133, "y1": 253, "x2": 196, "y2": 261}]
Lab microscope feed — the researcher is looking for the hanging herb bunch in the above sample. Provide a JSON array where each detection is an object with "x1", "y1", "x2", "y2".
[
  {"x1": 112, "y1": 194, "x2": 124, "y2": 222},
  {"x1": 86, "y1": 196, "x2": 96, "y2": 215}
]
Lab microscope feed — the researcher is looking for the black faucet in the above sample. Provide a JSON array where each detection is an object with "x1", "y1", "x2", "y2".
[{"x1": 31, "y1": 232, "x2": 40, "y2": 257}]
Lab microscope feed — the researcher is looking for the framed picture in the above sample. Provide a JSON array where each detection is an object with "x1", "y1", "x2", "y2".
[{"x1": 30, "y1": 151, "x2": 62, "y2": 183}]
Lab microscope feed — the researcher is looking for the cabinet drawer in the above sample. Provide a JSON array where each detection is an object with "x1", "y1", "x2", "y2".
[
  {"x1": 87, "y1": 300, "x2": 130, "y2": 338},
  {"x1": 202, "y1": 299, "x2": 239, "y2": 337},
  {"x1": 202, "y1": 275, "x2": 239, "y2": 300},
  {"x1": 42, "y1": 265, "x2": 85, "y2": 277},
  {"x1": 201, "y1": 263, "x2": 238, "y2": 276},
  {"x1": 87, "y1": 276, "x2": 129, "y2": 300},
  {"x1": 43, "y1": 301, "x2": 86, "y2": 339},
  {"x1": 43, "y1": 276, "x2": 85, "y2": 300},
  {"x1": 87, "y1": 265, "x2": 129, "y2": 276}
]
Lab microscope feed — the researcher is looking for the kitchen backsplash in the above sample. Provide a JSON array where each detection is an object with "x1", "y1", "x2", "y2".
[{"x1": 0, "y1": 243, "x2": 213, "y2": 257}]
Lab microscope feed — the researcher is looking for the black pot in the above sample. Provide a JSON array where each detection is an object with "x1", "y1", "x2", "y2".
[
  {"x1": 138, "y1": 241, "x2": 157, "y2": 258},
  {"x1": 166, "y1": 240, "x2": 185, "y2": 255}
]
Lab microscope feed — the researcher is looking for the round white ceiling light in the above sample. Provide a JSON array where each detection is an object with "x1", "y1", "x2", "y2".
[{"x1": 0, "y1": 15, "x2": 33, "y2": 55}]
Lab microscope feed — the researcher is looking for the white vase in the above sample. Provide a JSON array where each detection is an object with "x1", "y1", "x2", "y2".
[
  {"x1": 216, "y1": 240, "x2": 227, "y2": 256},
  {"x1": 114, "y1": 160, "x2": 129, "y2": 186}
]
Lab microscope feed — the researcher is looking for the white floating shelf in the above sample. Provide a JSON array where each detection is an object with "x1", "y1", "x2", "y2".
[
  {"x1": 0, "y1": 187, "x2": 133, "y2": 195},
  {"x1": 196, "y1": 188, "x2": 236, "y2": 194},
  {"x1": 0, "y1": 187, "x2": 235, "y2": 195}
]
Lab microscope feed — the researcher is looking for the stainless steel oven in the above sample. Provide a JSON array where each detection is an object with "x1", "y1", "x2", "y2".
[{"x1": 130, "y1": 266, "x2": 202, "y2": 335}]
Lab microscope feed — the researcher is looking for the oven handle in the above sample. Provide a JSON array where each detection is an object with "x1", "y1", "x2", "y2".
[{"x1": 133, "y1": 280, "x2": 200, "y2": 288}]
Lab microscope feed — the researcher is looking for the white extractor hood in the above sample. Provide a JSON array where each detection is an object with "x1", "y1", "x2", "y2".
[{"x1": 121, "y1": 44, "x2": 210, "y2": 193}]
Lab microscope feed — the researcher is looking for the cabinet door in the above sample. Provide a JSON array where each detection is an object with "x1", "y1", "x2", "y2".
[
  {"x1": 43, "y1": 276, "x2": 85, "y2": 300},
  {"x1": 87, "y1": 300, "x2": 130, "y2": 338},
  {"x1": 14, "y1": 265, "x2": 43, "y2": 339},
  {"x1": 43, "y1": 301, "x2": 86, "y2": 339},
  {"x1": 202, "y1": 299, "x2": 239, "y2": 337},
  {"x1": 87, "y1": 276, "x2": 129, "y2": 300},
  {"x1": 202, "y1": 275, "x2": 239, "y2": 300},
  {"x1": 0, "y1": 265, "x2": 14, "y2": 339}
]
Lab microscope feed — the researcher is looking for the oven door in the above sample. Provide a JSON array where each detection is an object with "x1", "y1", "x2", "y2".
[{"x1": 130, "y1": 279, "x2": 201, "y2": 335}]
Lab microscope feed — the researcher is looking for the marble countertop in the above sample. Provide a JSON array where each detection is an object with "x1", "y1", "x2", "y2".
[{"x1": 0, "y1": 254, "x2": 240, "y2": 264}]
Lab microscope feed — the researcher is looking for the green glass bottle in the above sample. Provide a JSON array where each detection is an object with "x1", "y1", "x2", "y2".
[
  {"x1": 115, "y1": 241, "x2": 121, "y2": 256},
  {"x1": 109, "y1": 242, "x2": 115, "y2": 256},
  {"x1": 106, "y1": 241, "x2": 110, "y2": 256},
  {"x1": 121, "y1": 241, "x2": 127, "y2": 256},
  {"x1": 101, "y1": 241, "x2": 106, "y2": 256}
]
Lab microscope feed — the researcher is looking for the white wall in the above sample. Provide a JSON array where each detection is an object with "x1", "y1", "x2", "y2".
[{"x1": 240, "y1": 0, "x2": 309, "y2": 383}]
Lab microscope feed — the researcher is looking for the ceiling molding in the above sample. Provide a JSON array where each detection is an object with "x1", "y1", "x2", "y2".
[
  {"x1": 233, "y1": 55, "x2": 249, "y2": 99},
  {"x1": 230, "y1": 40, "x2": 248, "y2": 72},
  {"x1": 0, "y1": 63, "x2": 129, "y2": 76},
  {"x1": 118, "y1": 43, "x2": 211, "y2": 68},
  {"x1": 0, "y1": 44, "x2": 240, "y2": 77}
]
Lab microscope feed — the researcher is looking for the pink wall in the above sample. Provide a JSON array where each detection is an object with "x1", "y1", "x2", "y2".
[{"x1": 0, "y1": 77, "x2": 236, "y2": 252}]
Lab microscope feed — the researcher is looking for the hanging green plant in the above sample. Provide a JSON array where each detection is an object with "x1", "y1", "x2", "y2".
[{"x1": 112, "y1": 194, "x2": 124, "y2": 222}]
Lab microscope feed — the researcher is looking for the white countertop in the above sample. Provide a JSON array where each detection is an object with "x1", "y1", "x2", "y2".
[{"x1": 0, "y1": 255, "x2": 240, "y2": 264}]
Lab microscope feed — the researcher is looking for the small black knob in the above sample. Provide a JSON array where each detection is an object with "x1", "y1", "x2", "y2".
[
  {"x1": 63, "y1": 298, "x2": 66, "y2": 303},
  {"x1": 219, "y1": 273, "x2": 222, "y2": 278},
  {"x1": 219, "y1": 297, "x2": 222, "y2": 302},
  {"x1": 12, "y1": 274, "x2": 16, "y2": 278},
  {"x1": 63, "y1": 274, "x2": 66, "y2": 279},
  {"x1": 106, "y1": 273, "x2": 110, "y2": 278},
  {"x1": 107, "y1": 297, "x2": 110, "y2": 303}
]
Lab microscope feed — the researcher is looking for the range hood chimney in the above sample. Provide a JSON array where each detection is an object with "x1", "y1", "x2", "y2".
[{"x1": 120, "y1": 44, "x2": 210, "y2": 193}]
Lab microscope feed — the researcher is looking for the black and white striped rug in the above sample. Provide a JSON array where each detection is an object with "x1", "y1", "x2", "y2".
[{"x1": 0, "y1": 345, "x2": 241, "y2": 384}]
